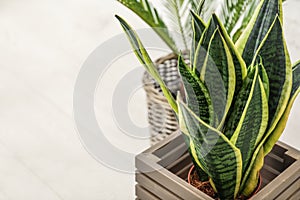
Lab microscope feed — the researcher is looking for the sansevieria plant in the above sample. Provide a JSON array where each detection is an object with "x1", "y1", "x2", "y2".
[{"x1": 116, "y1": 0, "x2": 300, "y2": 199}]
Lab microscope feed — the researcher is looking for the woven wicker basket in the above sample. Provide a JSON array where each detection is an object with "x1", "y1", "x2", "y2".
[{"x1": 143, "y1": 53, "x2": 189, "y2": 145}]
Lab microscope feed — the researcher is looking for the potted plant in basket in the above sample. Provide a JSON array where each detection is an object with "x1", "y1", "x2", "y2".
[
  {"x1": 116, "y1": 0, "x2": 300, "y2": 199},
  {"x1": 117, "y1": 0, "x2": 266, "y2": 144}
]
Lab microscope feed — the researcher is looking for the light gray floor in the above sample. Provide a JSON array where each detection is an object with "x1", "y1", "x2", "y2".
[{"x1": 0, "y1": 0, "x2": 299, "y2": 200}]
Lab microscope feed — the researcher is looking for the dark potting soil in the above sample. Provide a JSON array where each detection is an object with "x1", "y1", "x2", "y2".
[{"x1": 189, "y1": 170, "x2": 249, "y2": 200}]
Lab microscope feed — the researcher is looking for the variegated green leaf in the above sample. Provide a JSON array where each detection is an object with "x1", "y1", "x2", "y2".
[
  {"x1": 191, "y1": 10, "x2": 206, "y2": 63},
  {"x1": 115, "y1": 15, "x2": 178, "y2": 113},
  {"x1": 239, "y1": 16, "x2": 292, "y2": 195},
  {"x1": 182, "y1": 133, "x2": 209, "y2": 181},
  {"x1": 258, "y1": 58, "x2": 270, "y2": 99},
  {"x1": 241, "y1": 146, "x2": 264, "y2": 196},
  {"x1": 193, "y1": 14, "x2": 246, "y2": 99},
  {"x1": 236, "y1": 0, "x2": 283, "y2": 66},
  {"x1": 232, "y1": 0, "x2": 286, "y2": 42},
  {"x1": 200, "y1": 27, "x2": 236, "y2": 129},
  {"x1": 229, "y1": 66, "x2": 268, "y2": 175},
  {"x1": 224, "y1": 66, "x2": 257, "y2": 139},
  {"x1": 292, "y1": 61, "x2": 300, "y2": 101},
  {"x1": 191, "y1": 10, "x2": 207, "y2": 42},
  {"x1": 263, "y1": 61, "x2": 300, "y2": 155},
  {"x1": 193, "y1": 16, "x2": 218, "y2": 74},
  {"x1": 178, "y1": 55, "x2": 213, "y2": 127},
  {"x1": 253, "y1": 16, "x2": 292, "y2": 135},
  {"x1": 178, "y1": 101, "x2": 242, "y2": 200},
  {"x1": 211, "y1": 14, "x2": 247, "y2": 97}
]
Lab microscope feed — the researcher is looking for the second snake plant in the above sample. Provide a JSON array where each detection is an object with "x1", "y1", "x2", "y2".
[{"x1": 116, "y1": 0, "x2": 299, "y2": 199}]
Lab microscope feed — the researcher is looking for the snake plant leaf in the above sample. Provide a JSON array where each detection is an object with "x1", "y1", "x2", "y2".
[
  {"x1": 191, "y1": 10, "x2": 207, "y2": 42},
  {"x1": 193, "y1": 14, "x2": 246, "y2": 98},
  {"x1": 178, "y1": 101, "x2": 242, "y2": 200},
  {"x1": 291, "y1": 62, "x2": 300, "y2": 106},
  {"x1": 224, "y1": 66, "x2": 257, "y2": 139},
  {"x1": 240, "y1": 17, "x2": 293, "y2": 194},
  {"x1": 229, "y1": 66, "x2": 269, "y2": 174},
  {"x1": 263, "y1": 61, "x2": 300, "y2": 155},
  {"x1": 185, "y1": 135, "x2": 209, "y2": 181},
  {"x1": 179, "y1": 113, "x2": 209, "y2": 181},
  {"x1": 178, "y1": 55, "x2": 213, "y2": 127},
  {"x1": 241, "y1": 146, "x2": 264, "y2": 196},
  {"x1": 190, "y1": 10, "x2": 206, "y2": 63},
  {"x1": 258, "y1": 58, "x2": 270, "y2": 99},
  {"x1": 223, "y1": 64, "x2": 268, "y2": 185},
  {"x1": 236, "y1": 0, "x2": 283, "y2": 66},
  {"x1": 115, "y1": 15, "x2": 178, "y2": 113},
  {"x1": 211, "y1": 14, "x2": 247, "y2": 97},
  {"x1": 232, "y1": 0, "x2": 286, "y2": 42},
  {"x1": 193, "y1": 15, "x2": 218, "y2": 75},
  {"x1": 200, "y1": 28, "x2": 236, "y2": 129},
  {"x1": 117, "y1": 0, "x2": 178, "y2": 52},
  {"x1": 253, "y1": 16, "x2": 292, "y2": 135},
  {"x1": 177, "y1": 94, "x2": 207, "y2": 176}
]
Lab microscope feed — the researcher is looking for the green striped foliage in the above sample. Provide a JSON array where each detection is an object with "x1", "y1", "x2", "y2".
[
  {"x1": 178, "y1": 55, "x2": 213, "y2": 127},
  {"x1": 116, "y1": 0, "x2": 299, "y2": 199},
  {"x1": 178, "y1": 101, "x2": 242, "y2": 200},
  {"x1": 190, "y1": 10, "x2": 206, "y2": 63},
  {"x1": 263, "y1": 61, "x2": 300, "y2": 155},
  {"x1": 236, "y1": 0, "x2": 283, "y2": 66}
]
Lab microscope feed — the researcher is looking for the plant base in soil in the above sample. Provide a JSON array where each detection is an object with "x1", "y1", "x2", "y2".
[{"x1": 190, "y1": 170, "x2": 254, "y2": 200}]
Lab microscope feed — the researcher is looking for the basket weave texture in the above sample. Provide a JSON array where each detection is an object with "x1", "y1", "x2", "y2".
[{"x1": 142, "y1": 53, "x2": 189, "y2": 145}]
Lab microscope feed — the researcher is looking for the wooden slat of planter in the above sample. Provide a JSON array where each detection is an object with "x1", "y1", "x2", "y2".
[
  {"x1": 264, "y1": 153, "x2": 285, "y2": 172},
  {"x1": 136, "y1": 132, "x2": 300, "y2": 200},
  {"x1": 136, "y1": 184, "x2": 160, "y2": 200},
  {"x1": 283, "y1": 145, "x2": 299, "y2": 168},
  {"x1": 288, "y1": 189, "x2": 300, "y2": 200},
  {"x1": 272, "y1": 143, "x2": 288, "y2": 157},
  {"x1": 275, "y1": 178, "x2": 300, "y2": 199},
  {"x1": 136, "y1": 153, "x2": 213, "y2": 199},
  {"x1": 252, "y1": 159, "x2": 300, "y2": 199},
  {"x1": 158, "y1": 142, "x2": 187, "y2": 167},
  {"x1": 261, "y1": 164, "x2": 280, "y2": 182},
  {"x1": 268, "y1": 151, "x2": 285, "y2": 163},
  {"x1": 278, "y1": 141, "x2": 300, "y2": 159},
  {"x1": 152, "y1": 133, "x2": 184, "y2": 157},
  {"x1": 136, "y1": 173, "x2": 182, "y2": 200},
  {"x1": 166, "y1": 152, "x2": 190, "y2": 172}
]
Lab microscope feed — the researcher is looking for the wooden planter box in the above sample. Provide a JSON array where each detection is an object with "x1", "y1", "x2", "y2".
[{"x1": 136, "y1": 132, "x2": 300, "y2": 200}]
